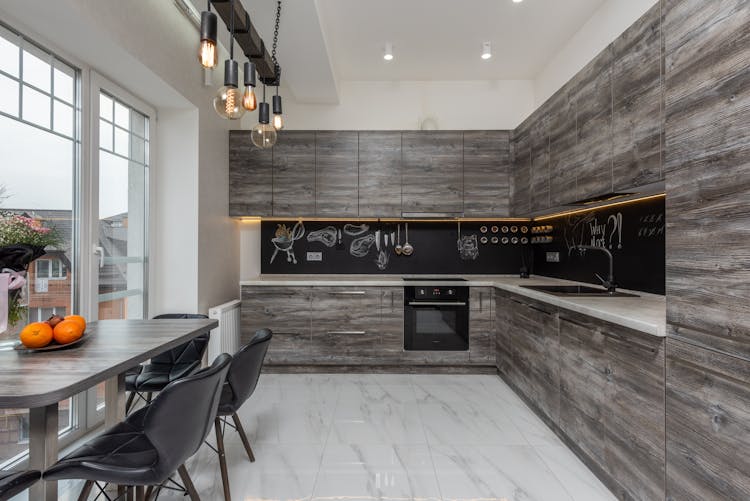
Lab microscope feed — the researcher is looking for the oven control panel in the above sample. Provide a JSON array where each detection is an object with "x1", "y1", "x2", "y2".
[{"x1": 406, "y1": 286, "x2": 469, "y2": 301}]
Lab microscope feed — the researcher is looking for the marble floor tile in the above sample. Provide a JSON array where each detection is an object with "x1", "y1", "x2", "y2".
[
  {"x1": 328, "y1": 400, "x2": 427, "y2": 445},
  {"x1": 418, "y1": 402, "x2": 527, "y2": 446},
  {"x1": 534, "y1": 445, "x2": 617, "y2": 501}
]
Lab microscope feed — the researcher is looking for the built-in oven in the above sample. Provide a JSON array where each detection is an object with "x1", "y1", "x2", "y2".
[{"x1": 403, "y1": 282, "x2": 469, "y2": 351}]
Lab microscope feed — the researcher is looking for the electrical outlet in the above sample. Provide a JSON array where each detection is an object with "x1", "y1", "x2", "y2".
[
  {"x1": 546, "y1": 252, "x2": 560, "y2": 263},
  {"x1": 306, "y1": 252, "x2": 322, "y2": 262}
]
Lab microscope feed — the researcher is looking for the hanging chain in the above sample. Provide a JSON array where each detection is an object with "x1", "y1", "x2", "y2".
[{"x1": 271, "y1": 0, "x2": 281, "y2": 66}]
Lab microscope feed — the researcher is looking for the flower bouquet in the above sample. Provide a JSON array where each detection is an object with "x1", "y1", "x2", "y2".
[{"x1": 0, "y1": 213, "x2": 62, "y2": 329}]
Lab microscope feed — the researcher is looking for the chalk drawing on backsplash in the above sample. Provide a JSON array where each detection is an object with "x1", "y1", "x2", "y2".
[
  {"x1": 638, "y1": 212, "x2": 665, "y2": 238},
  {"x1": 343, "y1": 223, "x2": 369, "y2": 236},
  {"x1": 564, "y1": 212, "x2": 623, "y2": 254},
  {"x1": 307, "y1": 226, "x2": 337, "y2": 247},
  {"x1": 375, "y1": 250, "x2": 389, "y2": 270},
  {"x1": 350, "y1": 233, "x2": 376, "y2": 258},
  {"x1": 270, "y1": 222, "x2": 305, "y2": 264},
  {"x1": 458, "y1": 234, "x2": 479, "y2": 260}
]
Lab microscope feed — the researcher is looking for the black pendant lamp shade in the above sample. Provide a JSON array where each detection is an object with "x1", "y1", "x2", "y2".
[
  {"x1": 200, "y1": 11, "x2": 218, "y2": 45},
  {"x1": 198, "y1": 10, "x2": 218, "y2": 68},
  {"x1": 224, "y1": 59, "x2": 239, "y2": 87},
  {"x1": 272, "y1": 94, "x2": 282, "y2": 115},
  {"x1": 258, "y1": 101, "x2": 270, "y2": 124},
  {"x1": 244, "y1": 61, "x2": 256, "y2": 87}
]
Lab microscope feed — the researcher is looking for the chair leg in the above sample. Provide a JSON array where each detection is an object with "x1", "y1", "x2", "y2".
[
  {"x1": 125, "y1": 391, "x2": 136, "y2": 413},
  {"x1": 126, "y1": 485, "x2": 134, "y2": 501},
  {"x1": 177, "y1": 464, "x2": 200, "y2": 501},
  {"x1": 144, "y1": 485, "x2": 154, "y2": 500},
  {"x1": 214, "y1": 418, "x2": 232, "y2": 501},
  {"x1": 231, "y1": 412, "x2": 255, "y2": 462},
  {"x1": 77, "y1": 480, "x2": 94, "y2": 501},
  {"x1": 135, "y1": 485, "x2": 146, "y2": 501},
  {"x1": 145, "y1": 392, "x2": 153, "y2": 404}
]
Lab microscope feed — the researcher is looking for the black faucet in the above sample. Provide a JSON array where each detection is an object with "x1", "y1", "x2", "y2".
[{"x1": 575, "y1": 245, "x2": 617, "y2": 293}]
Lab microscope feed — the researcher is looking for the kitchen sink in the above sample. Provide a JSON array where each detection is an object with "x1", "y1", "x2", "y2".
[{"x1": 520, "y1": 285, "x2": 639, "y2": 298}]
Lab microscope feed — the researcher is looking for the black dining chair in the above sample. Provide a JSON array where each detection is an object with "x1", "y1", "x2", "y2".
[
  {"x1": 211, "y1": 329, "x2": 272, "y2": 501},
  {"x1": 44, "y1": 353, "x2": 232, "y2": 501},
  {"x1": 0, "y1": 469, "x2": 40, "y2": 501},
  {"x1": 125, "y1": 313, "x2": 211, "y2": 413}
]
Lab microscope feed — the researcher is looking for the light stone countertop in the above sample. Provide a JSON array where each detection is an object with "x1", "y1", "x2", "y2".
[{"x1": 239, "y1": 274, "x2": 666, "y2": 337}]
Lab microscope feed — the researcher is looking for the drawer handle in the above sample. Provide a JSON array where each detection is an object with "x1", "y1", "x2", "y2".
[
  {"x1": 408, "y1": 301, "x2": 467, "y2": 307},
  {"x1": 326, "y1": 331, "x2": 367, "y2": 335},
  {"x1": 328, "y1": 291, "x2": 366, "y2": 295}
]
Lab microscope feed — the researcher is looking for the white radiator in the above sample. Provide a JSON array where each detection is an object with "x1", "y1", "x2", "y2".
[{"x1": 207, "y1": 299, "x2": 241, "y2": 360}]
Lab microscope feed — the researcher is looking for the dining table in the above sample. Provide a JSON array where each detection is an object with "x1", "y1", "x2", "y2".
[{"x1": 0, "y1": 318, "x2": 218, "y2": 500}]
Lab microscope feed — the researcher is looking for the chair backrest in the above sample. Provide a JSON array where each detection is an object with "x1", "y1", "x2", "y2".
[
  {"x1": 223, "y1": 329, "x2": 273, "y2": 411},
  {"x1": 151, "y1": 314, "x2": 210, "y2": 365},
  {"x1": 142, "y1": 353, "x2": 231, "y2": 480}
]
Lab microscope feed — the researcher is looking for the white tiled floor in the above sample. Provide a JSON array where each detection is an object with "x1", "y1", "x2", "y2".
[{"x1": 35, "y1": 374, "x2": 617, "y2": 501}]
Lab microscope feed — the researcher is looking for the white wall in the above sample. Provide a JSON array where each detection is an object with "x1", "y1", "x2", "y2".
[
  {"x1": 534, "y1": 0, "x2": 659, "y2": 107},
  {"x1": 242, "y1": 80, "x2": 535, "y2": 131},
  {"x1": 0, "y1": 0, "x2": 241, "y2": 313}
]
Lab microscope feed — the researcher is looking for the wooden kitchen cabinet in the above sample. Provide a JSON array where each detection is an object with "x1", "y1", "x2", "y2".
[
  {"x1": 530, "y1": 116, "x2": 551, "y2": 212},
  {"x1": 315, "y1": 131, "x2": 359, "y2": 217},
  {"x1": 380, "y1": 287, "x2": 405, "y2": 362},
  {"x1": 469, "y1": 287, "x2": 494, "y2": 363},
  {"x1": 358, "y1": 132, "x2": 402, "y2": 217},
  {"x1": 494, "y1": 294, "x2": 513, "y2": 377},
  {"x1": 547, "y1": 86, "x2": 578, "y2": 207},
  {"x1": 229, "y1": 130, "x2": 273, "y2": 216},
  {"x1": 462, "y1": 131, "x2": 511, "y2": 217},
  {"x1": 510, "y1": 129, "x2": 531, "y2": 217},
  {"x1": 240, "y1": 286, "x2": 311, "y2": 364},
  {"x1": 401, "y1": 131, "x2": 464, "y2": 214},
  {"x1": 272, "y1": 131, "x2": 316, "y2": 217}
]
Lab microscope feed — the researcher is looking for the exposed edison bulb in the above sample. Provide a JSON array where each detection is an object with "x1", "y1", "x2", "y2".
[
  {"x1": 273, "y1": 113, "x2": 284, "y2": 130},
  {"x1": 213, "y1": 86, "x2": 246, "y2": 120},
  {"x1": 242, "y1": 86, "x2": 257, "y2": 111},
  {"x1": 251, "y1": 123, "x2": 277, "y2": 149},
  {"x1": 199, "y1": 40, "x2": 218, "y2": 69}
]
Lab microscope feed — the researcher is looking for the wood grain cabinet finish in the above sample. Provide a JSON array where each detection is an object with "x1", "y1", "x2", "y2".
[
  {"x1": 315, "y1": 131, "x2": 359, "y2": 216},
  {"x1": 665, "y1": 338, "x2": 750, "y2": 501},
  {"x1": 272, "y1": 131, "x2": 316, "y2": 217},
  {"x1": 309, "y1": 287, "x2": 382, "y2": 363},
  {"x1": 402, "y1": 131, "x2": 464, "y2": 214},
  {"x1": 664, "y1": 0, "x2": 750, "y2": 360},
  {"x1": 547, "y1": 86, "x2": 579, "y2": 206},
  {"x1": 494, "y1": 294, "x2": 513, "y2": 377},
  {"x1": 510, "y1": 130, "x2": 531, "y2": 216},
  {"x1": 530, "y1": 116, "x2": 551, "y2": 212},
  {"x1": 469, "y1": 287, "x2": 494, "y2": 363},
  {"x1": 358, "y1": 131, "x2": 402, "y2": 217},
  {"x1": 240, "y1": 287, "x2": 311, "y2": 364},
  {"x1": 612, "y1": 3, "x2": 663, "y2": 190},
  {"x1": 463, "y1": 131, "x2": 511, "y2": 216},
  {"x1": 380, "y1": 287, "x2": 405, "y2": 362},
  {"x1": 229, "y1": 130, "x2": 272, "y2": 216}
]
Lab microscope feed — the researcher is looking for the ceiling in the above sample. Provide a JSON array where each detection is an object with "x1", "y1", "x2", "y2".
[{"x1": 193, "y1": 0, "x2": 608, "y2": 102}]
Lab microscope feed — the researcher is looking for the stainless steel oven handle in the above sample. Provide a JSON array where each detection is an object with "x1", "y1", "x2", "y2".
[
  {"x1": 407, "y1": 301, "x2": 467, "y2": 306},
  {"x1": 326, "y1": 331, "x2": 367, "y2": 335},
  {"x1": 328, "y1": 291, "x2": 366, "y2": 295}
]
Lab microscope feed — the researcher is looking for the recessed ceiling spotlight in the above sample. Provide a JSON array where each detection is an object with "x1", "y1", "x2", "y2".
[
  {"x1": 383, "y1": 42, "x2": 394, "y2": 61},
  {"x1": 513, "y1": 0, "x2": 523, "y2": 3},
  {"x1": 481, "y1": 41, "x2": 492, "y2": 60}
]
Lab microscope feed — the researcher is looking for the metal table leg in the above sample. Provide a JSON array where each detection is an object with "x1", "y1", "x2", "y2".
[
  {"x1": 105, "y1": 373, "x2": 126, "y2": 497},
  {"x1": 28, "y1": 403, "x2": 59, "y2": 501}
]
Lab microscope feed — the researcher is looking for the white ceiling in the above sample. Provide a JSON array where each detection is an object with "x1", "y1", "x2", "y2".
[{"x1": 315, "y1": 0, "x2": 607, "y2": 81}]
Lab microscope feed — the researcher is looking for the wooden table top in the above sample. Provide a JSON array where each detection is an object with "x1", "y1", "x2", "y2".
[{"x1": 0, "y1": 319, "x2": 218, "y2": 408}]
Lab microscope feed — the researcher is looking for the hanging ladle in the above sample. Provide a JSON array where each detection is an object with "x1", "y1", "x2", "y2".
[
  {"x1": 402, "y1": 223, "x2": 414, "y2": 256},
  {"x1": 395, "y1": 224, "x2": 403, "y2": 255}
]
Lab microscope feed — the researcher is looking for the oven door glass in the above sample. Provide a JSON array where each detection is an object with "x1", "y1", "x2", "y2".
[{"x1": 405, "y1": 304, "x2": 469, "y2": 351}]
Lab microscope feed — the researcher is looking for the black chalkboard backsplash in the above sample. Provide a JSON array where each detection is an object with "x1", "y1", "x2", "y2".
[
  {"x1": 532, "y1": 196, "x2": 665, "y2": 294},
  {"x1": 261, "y1": 220, "x2": 529, "y2": 275}
]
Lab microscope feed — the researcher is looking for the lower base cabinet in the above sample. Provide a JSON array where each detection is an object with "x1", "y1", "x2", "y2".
[{"x1": 496, "y1": 290, "x2": 665, "y2": 501}]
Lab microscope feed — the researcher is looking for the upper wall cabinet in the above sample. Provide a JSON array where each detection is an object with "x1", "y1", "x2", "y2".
[
  {"x1": 358, "y1": 131, "x2": 402, "y2": 217},
  {"x1": 402, "y1": 131, "x2": 464, "y2": 215},
  {"x1": 463, "y1": 131, "x2": 511, "y2": 217},
  {"x1": 315, "y1": 131, "x2": 359, "y2": 216},
  {"x1": 229, "y1": 130, "x2": 273, "y2": 217},
  {"x1": 272, "y1": 131, "x2": 316, "y2": 217},
  {"x1": 510, "y1": 129, "x2": 531, "y2": 217}
]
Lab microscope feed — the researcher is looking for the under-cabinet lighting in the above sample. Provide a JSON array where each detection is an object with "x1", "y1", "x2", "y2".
[{"x1": 533, "y1": 193, "x2": 666, "y2": 221}]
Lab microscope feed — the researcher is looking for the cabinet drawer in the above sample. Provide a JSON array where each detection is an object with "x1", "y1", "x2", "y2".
[
  {"x1": 310, "y1": 287, "x2": 382, "y2": 334},
  {"x1": 241, "y1": 287, "x2": 311, "y2": 344},
  {"x1": 470, "y1": 287, "x2": 493, "y2": 314}
]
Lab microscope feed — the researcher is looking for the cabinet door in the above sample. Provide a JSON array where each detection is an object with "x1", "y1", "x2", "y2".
[
  {"x1": 463, "y1": 131, "x2": 511, "y2": 217},
  {"x1": 510, "y1": 130, "x2": 531, "y2": 216},
  {"x1": 469, "y1": 287, "x2": 494, "y2": 363},
  {"x1": 494, "y1": 293, "x2": 513, "y2": 377},
  {"x1": 316, "y1": 131, "x2": 359, "y2": 216},
  {"x1": 309, "y1": 287, "x2": 382, "y2": 363},
  {"x1": 402, "y1": 131, "x2": 463, "y2": 214},
  {"x1": 380, "y1": 287, "x2": 405, "y2": 362},
  {"x1": 240, "y1": 287, "x2": 311, "y2": 363},
  {"x1": 229, "y1": 130, "x2": 273, "y2": 216},
  {"x1": 530, "y1": 118, "x2": 550, "y2": 212},
  {"x1": 510, "y1": 296, "x2": 560, "y2": 422},
  {"x1": 359, "y1": 132, "x2": 402, "y2": 217},
  {"x1": 272, "y1": 131, "x2": 316, "y2": 216}
]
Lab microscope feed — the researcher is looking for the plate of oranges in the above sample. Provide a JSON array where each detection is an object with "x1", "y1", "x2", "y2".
[{"x1": 15, "y1": 315, "x2": 88, "y2": 352}]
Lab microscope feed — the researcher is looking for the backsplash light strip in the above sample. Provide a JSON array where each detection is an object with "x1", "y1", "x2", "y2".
[{"x1": 533, "y1": 193, "x2": 666, "y2": 222}]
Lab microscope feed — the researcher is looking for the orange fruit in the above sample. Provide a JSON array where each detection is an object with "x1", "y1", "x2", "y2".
[
  {"x1": 64, "y1": 315, "x2": 87, "y2": 332},
  {"x1": 53, "y1": 320, "x2": 84, "y2": 345},
  {"x1": 20, "y1": 322, "x2": 54, "y2": 349}
]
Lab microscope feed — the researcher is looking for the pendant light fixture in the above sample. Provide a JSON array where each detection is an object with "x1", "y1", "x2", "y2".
[
  {"x1": 213, "y1": 0, "x2": 245, "y2": 119},
  {"x1": 251, "y1": 84, "x2": 277, "y2": 148},
  {"x1": 271, "y1": 1, "x2": 284, "y2": 130},
  {"x1": 243, "y1": 61, "x2": 257, "y2": 111},
  {"x1": 198, "y1": 1, "x2": 218, "y2": 68},
  {"x1": 272, "y1": 90, "x2": 283, "y2": 130}
]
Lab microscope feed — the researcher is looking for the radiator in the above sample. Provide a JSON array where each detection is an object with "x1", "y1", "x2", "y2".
[{"x1": 207, "y1": 299, "x2": 241, "y2": 360}]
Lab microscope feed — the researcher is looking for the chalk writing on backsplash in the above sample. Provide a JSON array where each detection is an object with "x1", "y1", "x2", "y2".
[
  {"x1": 565, "y1": 211, "x2": 624, "y2": 253},
  {"x1": 638, "y1": 212, "x2": 665, "y2": 238}
]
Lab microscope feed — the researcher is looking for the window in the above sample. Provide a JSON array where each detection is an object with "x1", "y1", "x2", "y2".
[{"x1": 35, "y1": 258, "x2": 66, "y2": 279}]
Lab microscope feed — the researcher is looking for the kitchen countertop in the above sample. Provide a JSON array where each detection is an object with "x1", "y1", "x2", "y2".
[{"x1": 240, "y1": 274, "x2": 666, "y2": 337}]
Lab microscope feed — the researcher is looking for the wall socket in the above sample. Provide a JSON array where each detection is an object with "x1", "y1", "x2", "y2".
[
  {"x1": 306, "y1": 252, "x2": 323, "y2": 262},
  {"x1": 546, "y1": 252, "x2": 560, "y2": 263}
]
